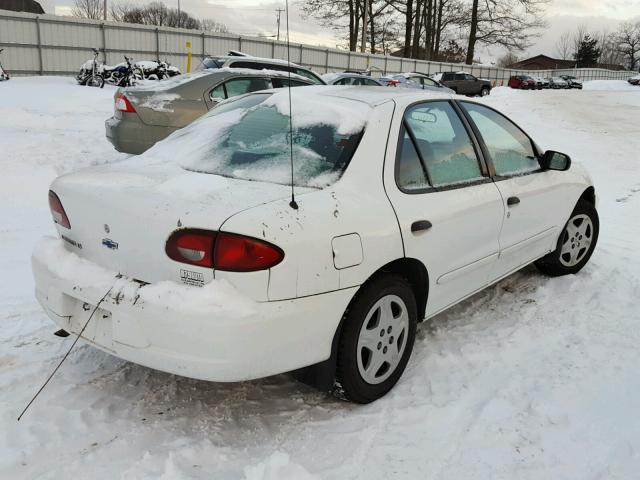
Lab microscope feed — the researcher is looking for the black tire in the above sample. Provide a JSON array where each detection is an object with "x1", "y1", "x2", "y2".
[
  {"x1": 480, "y1": 86, "x2": 490, "y2": 96},
  {"x1": 535, "y1": 199, "x2": 599, "y2": 277},
  {"x1": 336, "y1": 274, "x2": 417, "y2": 404}
]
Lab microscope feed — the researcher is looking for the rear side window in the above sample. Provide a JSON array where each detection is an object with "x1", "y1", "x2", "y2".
[
  {"x1": 462, "y1": 103, "x2": 539, "y2": 176},
  {"x1": 293, "y1": 68, "x2": 324, "y2": 85},
  {"x1": 271, "y1": 78, "x2": 310, "y2": 88},
  {"x1": 210, "y1": 77, "x2": 271, "y2": 101},
  {"x1": 397, "y1": 131, "x2": 428, "y2": 190},
  {"x1": 397, "y1": 101, "x2": 484, "y2": 189},
  {"x1": 364, "y1": 78, "x2": 380, "y2": 86},
  {"x1": 454, "y1": 74, "x2": 465, "y2": 80}
]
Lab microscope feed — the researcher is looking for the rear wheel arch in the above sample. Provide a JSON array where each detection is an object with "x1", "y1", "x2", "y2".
[{"x1": 293, "y1": 257, "x2": 429, "y2": 392}]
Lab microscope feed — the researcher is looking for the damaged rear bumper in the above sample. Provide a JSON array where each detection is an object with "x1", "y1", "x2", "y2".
[{"x1": 32, "y1": 237, "x2": 355, "y2": 382}]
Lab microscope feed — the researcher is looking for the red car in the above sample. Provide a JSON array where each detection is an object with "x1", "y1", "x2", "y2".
[{"x1": 508, "y1": 75, "x2": 536, "y2": 89}]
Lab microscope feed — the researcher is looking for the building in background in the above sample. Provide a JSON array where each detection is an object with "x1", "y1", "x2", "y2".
[
  {"x1": 510, "y1": 54, "x2": 626, "y2": 71},
  {"x1": 0, "y1": 0, "x2": 45, "y2": 14}
]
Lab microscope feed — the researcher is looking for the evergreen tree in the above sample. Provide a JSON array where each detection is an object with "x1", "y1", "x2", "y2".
[{"x1": 574, "y1": 34, "x2": 601, "y2": 67}]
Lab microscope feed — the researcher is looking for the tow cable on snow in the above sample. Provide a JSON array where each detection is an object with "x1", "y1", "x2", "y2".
[{"x1": 17, "y1": 281, "x2": 118, "y2": 421}]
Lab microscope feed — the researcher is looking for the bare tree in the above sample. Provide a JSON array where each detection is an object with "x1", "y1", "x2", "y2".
[
  {"x1": 463, "y1": 0, "x2": 548, "y2": 65},
  {"x1": 300, "y1": 0, "x2": 363, "y2": 52},
  {"x1": 72, "y1": 0, "x2": 102, "y2": 20},
  {"x1": 200, "y1": 19, "x2": 229, "y2": 34},
  {"x1": 615, "y1": 22, "x2": 640, "y2": 71},
  {"x1": 497, "y1": 50, "x2": 519, "y2": 67},
  {"x1": 596, "y1": 30, "x2": 624, "y2": 67},
  {"x1": 555, "y1": 31, "x2": 572, "y2": 60},
  {"x1": 110, "y1": 0, "x2": 209, "y2": 30}
]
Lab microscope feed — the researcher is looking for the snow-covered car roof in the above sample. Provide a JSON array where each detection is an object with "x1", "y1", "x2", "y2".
[{"x1": 212, "y1": 54, "x2": 306, "y2": 69}]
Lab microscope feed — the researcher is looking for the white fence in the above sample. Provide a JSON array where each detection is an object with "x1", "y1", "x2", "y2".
[{"x1": 0, "y1": 9, "x2": 635, "y2": 84}]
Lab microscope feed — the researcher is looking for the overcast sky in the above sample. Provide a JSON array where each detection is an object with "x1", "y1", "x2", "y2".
[{"x1": 45, "y1": 0, "x2": 640, "y2": 62}]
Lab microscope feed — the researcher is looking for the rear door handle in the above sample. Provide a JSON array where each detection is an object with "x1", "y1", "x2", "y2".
[
  {"x1": 507, "y1": 196, "x2": 520, "y2": 206},
  {"x1": 411, "y1": 220, "x2": 432, "y2": 233}
]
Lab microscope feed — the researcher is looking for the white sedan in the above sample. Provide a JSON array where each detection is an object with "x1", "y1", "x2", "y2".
[{"x1": 33, "y1": 86, "x2": 599, "y2": 403}]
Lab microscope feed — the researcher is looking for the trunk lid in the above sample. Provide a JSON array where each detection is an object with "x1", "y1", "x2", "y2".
[
  {"x1": 122, "y1": 89, "x2": 206, "y2": 127},
  {"x1": 51, "y1": 162, "x2": 303, "y2": 284}
]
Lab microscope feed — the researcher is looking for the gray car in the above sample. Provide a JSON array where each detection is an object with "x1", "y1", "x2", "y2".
[
  {"x1": 105, "y1": 69, "x2": 313, "y2": 154},
  {"x1": 321, "y1": 72, "x2": 384, "y2": 86},
  {"x1": 434, "y1": 71, "x2": 492, "y2": 96}
]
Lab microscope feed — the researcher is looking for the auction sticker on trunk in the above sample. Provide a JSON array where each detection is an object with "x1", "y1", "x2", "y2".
[{"x1": 180, "y1": 269, "x2": 204, "y2": 287}]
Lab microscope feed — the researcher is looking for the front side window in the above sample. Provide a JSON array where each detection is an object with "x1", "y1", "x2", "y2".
[
  {"x1": 462, "y1": 102, "x2": 539, "y2": 176},
  {"x1": 398, "y1": 101, "x2": 484, "y2": 189}
]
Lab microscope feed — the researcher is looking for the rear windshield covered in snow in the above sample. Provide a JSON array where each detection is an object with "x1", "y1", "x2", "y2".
[{"x1": 152, "y1": 91, "x2": 369, "y2": 188}]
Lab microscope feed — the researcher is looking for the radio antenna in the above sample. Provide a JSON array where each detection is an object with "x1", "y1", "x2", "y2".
[
  {"x1": 285, "y1": 0, "x2": 298, "y2": 210},
  {"x1": 17, "y1": 284, "x2": 115, "y2": 421}
]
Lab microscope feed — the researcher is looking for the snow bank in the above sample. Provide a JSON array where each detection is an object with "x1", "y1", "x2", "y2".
[
  {"x1": 34, "y1": 237, "x2": 256, "y2": 317},
  {"x1": 583, "y1": 80, "x2": 639, "y2": 91},
  {"x1": 243, "y1": 452, "x2": 319, "y2": 480}
]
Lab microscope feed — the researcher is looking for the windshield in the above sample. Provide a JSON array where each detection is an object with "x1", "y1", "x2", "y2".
[{"x1": 143, "y1": 92, "x2": 369, "y2": 188}]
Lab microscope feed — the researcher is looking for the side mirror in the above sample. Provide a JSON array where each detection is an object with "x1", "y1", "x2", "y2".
[{"x1": 540, "y1": 150, "x2": 571, "y2": 171}]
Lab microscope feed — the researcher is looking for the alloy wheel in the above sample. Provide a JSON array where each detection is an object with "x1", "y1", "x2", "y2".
[
  {"x1": 356, "y1": 294, "x2": 409, "y2": 385},
  {"x1": 560, "y1": 213, "x2": 593, "y2": 267}
]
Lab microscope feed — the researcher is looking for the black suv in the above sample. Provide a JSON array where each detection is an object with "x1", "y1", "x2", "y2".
[{"x1": 437, "y1": 72, "x2": 492, "y2": 96}]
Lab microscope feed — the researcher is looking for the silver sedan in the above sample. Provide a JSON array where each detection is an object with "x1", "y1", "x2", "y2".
[{"x1": 105, "y1": 69, "x2": 313, "y2": 154}]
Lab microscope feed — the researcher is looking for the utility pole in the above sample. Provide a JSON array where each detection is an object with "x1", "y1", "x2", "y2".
[
  {"x1": 177, "y1": 0, "x2": 181, "y2": 28},
  {"x1": 360, "y1": 0, "x2": 368, "y2": 53},
  {"x1": 276, "y1": 8, "x2": 284, "y2": 42},
  {"x1": 103, "y1": 0, "x2": 107, "y2": 20}
]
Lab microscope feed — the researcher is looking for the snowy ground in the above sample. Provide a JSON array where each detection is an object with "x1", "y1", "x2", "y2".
[{"x1": 1, "y1": 77, "x2": 639, "y2": 479}]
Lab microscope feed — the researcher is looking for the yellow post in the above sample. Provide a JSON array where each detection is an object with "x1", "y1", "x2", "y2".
[{"x1": 186, "y1": 41, "x2": 192, "y2": 73}]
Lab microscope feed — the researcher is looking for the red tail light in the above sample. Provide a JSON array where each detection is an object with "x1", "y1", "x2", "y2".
[
  {"x1": 166, "y1": 229, "x2": 284, "y2": 272},
  {"x1": 386, "y1": 79, "x2": 400, "y2": 86},
  {"x1": 115, "y1": 92, "x2": 136, "y2": 113},
  {"x1": 48, "y1": 190, "x2": 71, "y2": 229}
]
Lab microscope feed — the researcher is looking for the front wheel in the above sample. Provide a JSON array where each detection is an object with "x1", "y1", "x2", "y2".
[
  {"x1": 535, "y1": 199, "x2": 599, "y2": 276},
  {"x1": 86, "y1": 75, "x2": 104, "y2": 88},
  {"x1": 480, "y1": 86, "x2": 490, "y2": 96},
  {"x1": 336, "y1": 274, "x2": 417, "y2": 403}
]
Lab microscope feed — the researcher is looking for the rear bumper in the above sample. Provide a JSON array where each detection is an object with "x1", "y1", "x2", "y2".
[
  {"x1": 32, "y1": 237, "x2": 356, "y2": 382},
  {"x1": 105, "y1": 116, "x2": 175, "y2": 155}
]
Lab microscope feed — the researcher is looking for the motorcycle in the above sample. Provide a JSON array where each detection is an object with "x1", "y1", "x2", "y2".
[
  {"x1": 135, "y1": 59, "x2": 182, "y2": 80},
  {"x1": 75, "y1": 48, "x2": 105, "y2": 88},
  {"x1": 102, "y1": 56, "x2": 142, "y2": 87},
  {"x1": 0, "y1": 48, "x2": 11, "y2": 81}
]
